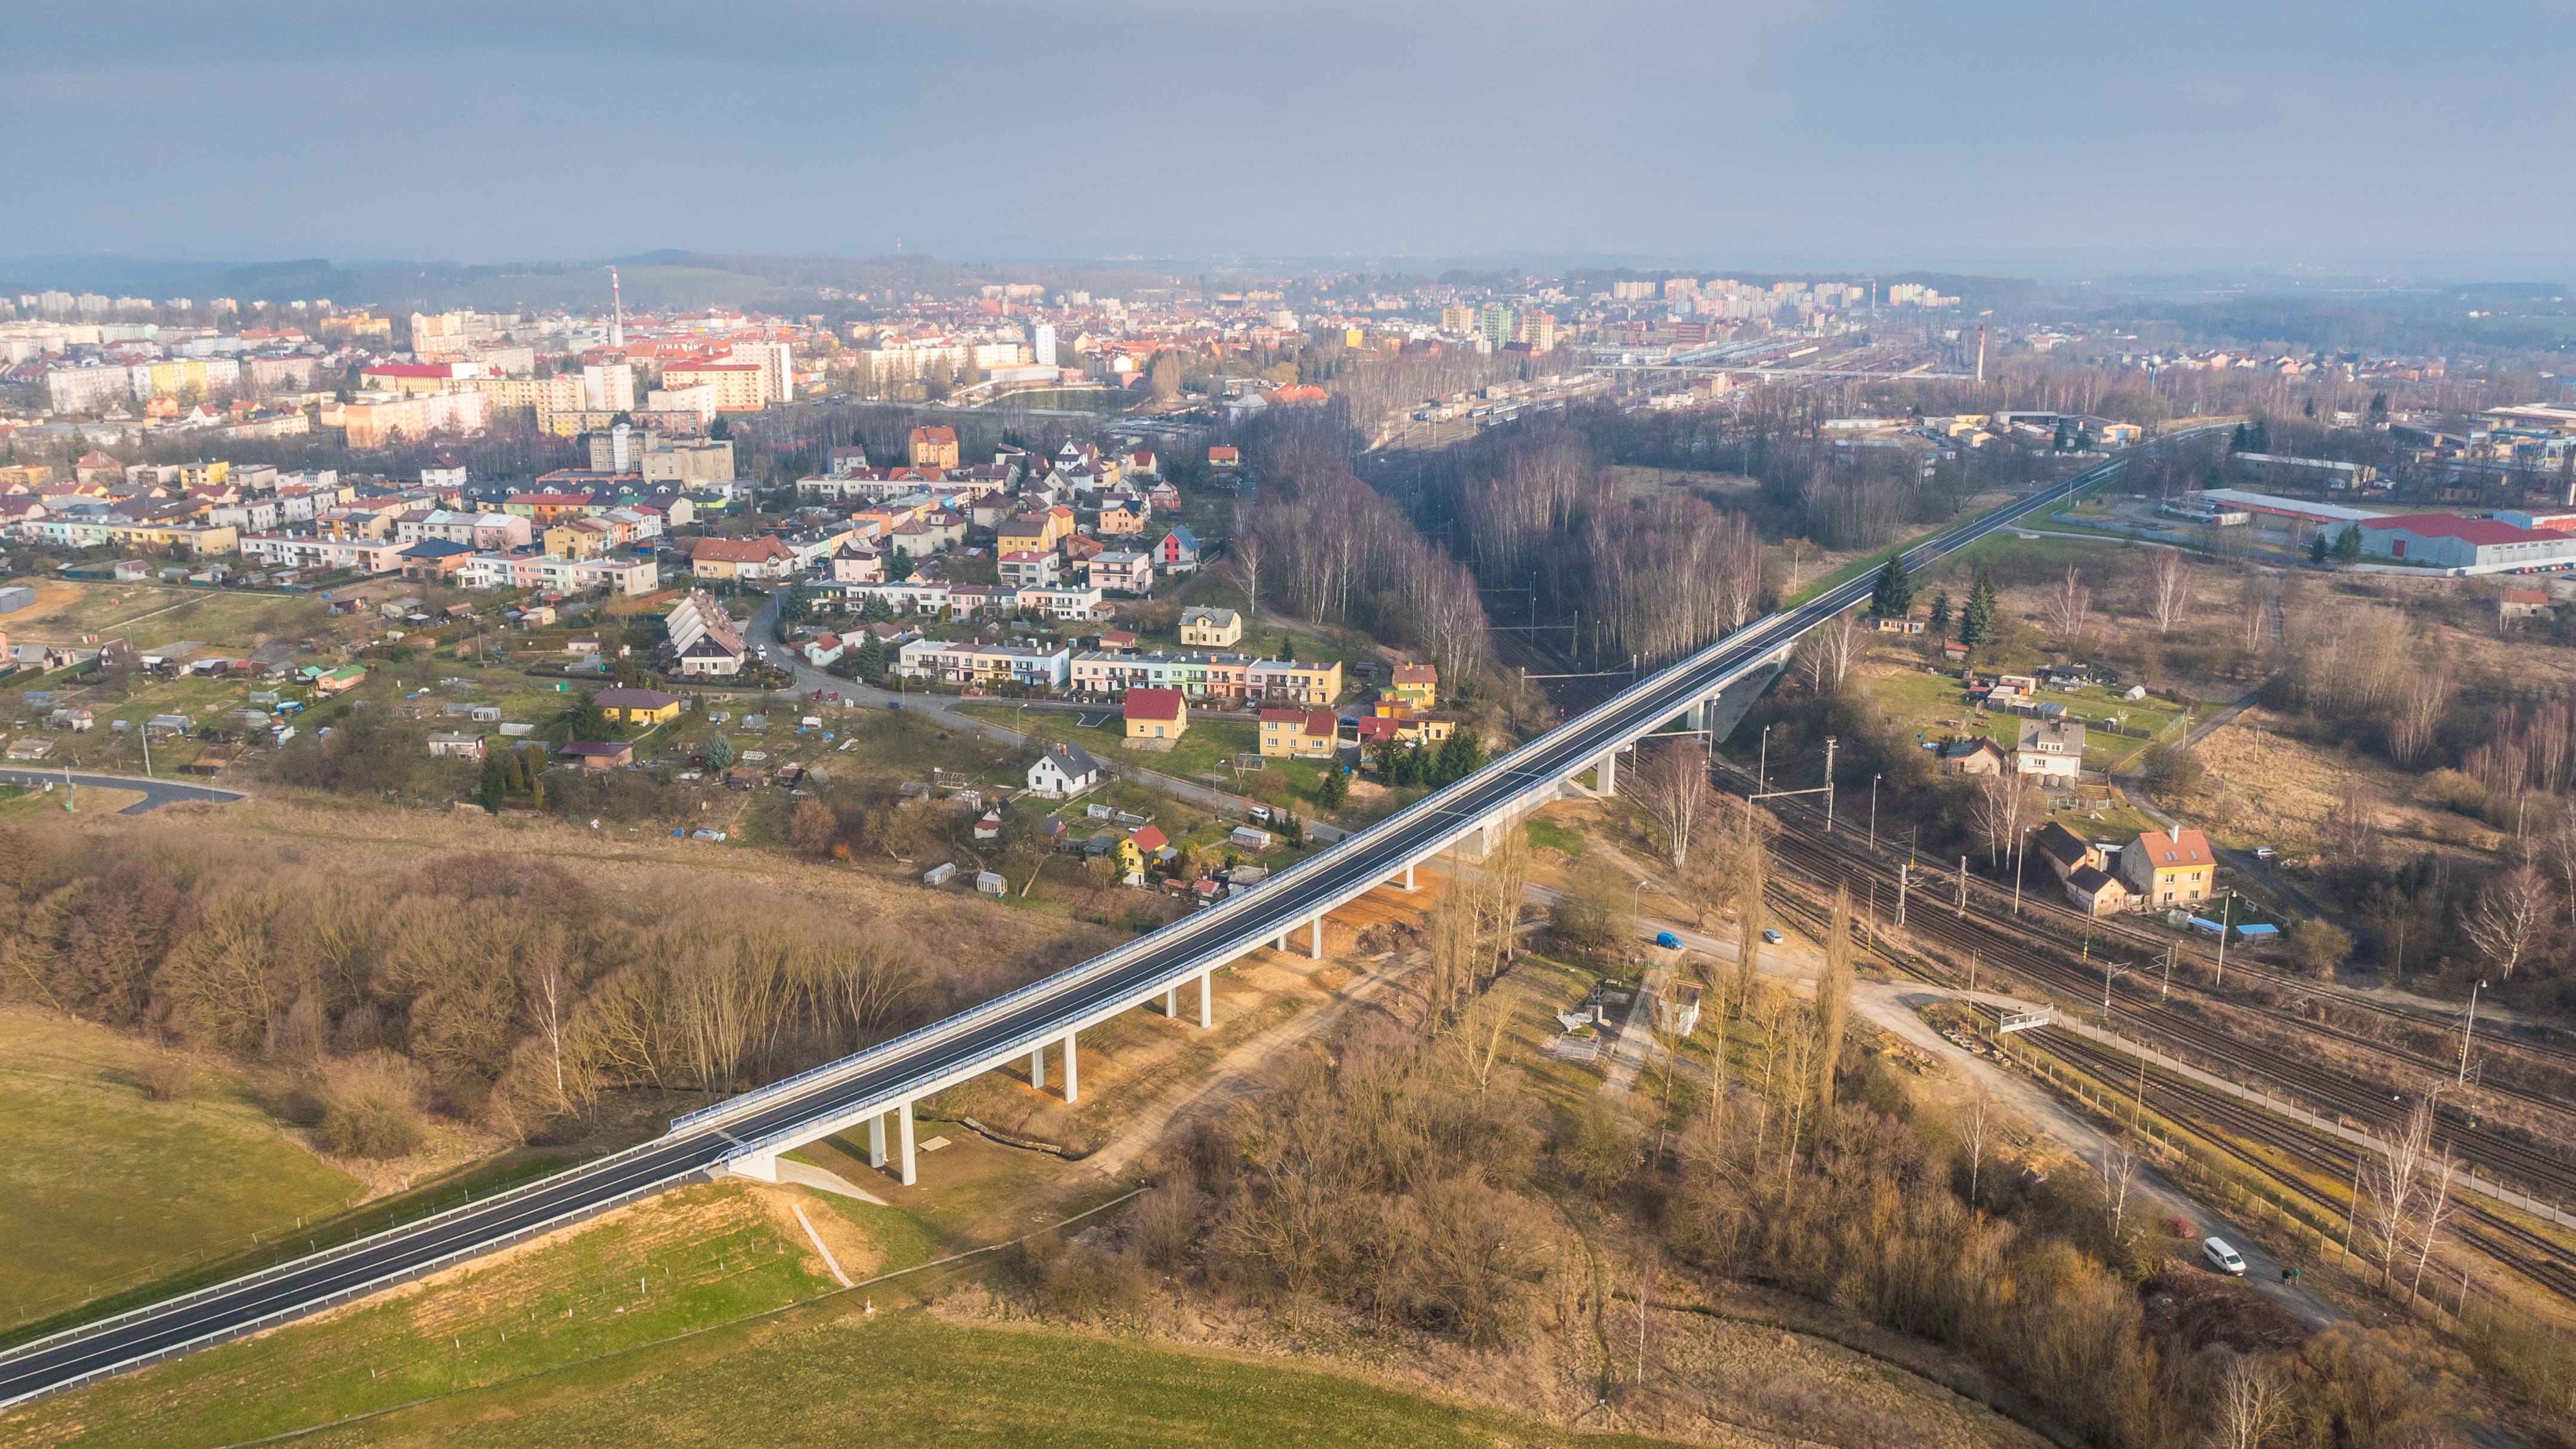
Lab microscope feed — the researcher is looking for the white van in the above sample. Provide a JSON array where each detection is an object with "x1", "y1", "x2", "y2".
[{"x1": 2203, "y1": 1237, "x2": 2247, "y2": 1276}]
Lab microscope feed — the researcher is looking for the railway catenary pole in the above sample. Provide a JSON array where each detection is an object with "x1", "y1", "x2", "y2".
[
  {"x1": 2461, "y1": 977, "x2": 2487, "y2": 1085},
  {"x1": 1822, "y1": 737, "x2": 1837, "y2": 833}
]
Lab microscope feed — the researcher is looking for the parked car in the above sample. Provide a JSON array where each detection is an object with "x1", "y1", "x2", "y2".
[
  {"x1": 1762, "y1": 929, "x2": 1785, "y2": 944},
  {"x1": 2203, "y1": 1237, "x2": 2247, "y2": 1276},
  {"x1": 1654, "y1": 932, "x2": 1681, "y2": 949}
]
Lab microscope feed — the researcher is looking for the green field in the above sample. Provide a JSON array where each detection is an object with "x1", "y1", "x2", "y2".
[
  {"x1": 0, "y1": 1008, "x2": 362, "y2": 1318},
  {"x1": 287, "y1": 1312, "x2": 1687, "y2": 1449}
]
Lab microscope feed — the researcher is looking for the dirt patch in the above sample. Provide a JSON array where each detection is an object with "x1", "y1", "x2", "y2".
[
  {"x1": 753, "y1": 1185, "x2": 885, "y2": 1280},
  {"x1": 2141, "y1": 1270, "x2": 2315, "y2": 1355}
]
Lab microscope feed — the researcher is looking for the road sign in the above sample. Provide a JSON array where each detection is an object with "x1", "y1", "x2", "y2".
[{"x1": 1998, "y1": 1007, "x2": 2053, "y2": 1035}]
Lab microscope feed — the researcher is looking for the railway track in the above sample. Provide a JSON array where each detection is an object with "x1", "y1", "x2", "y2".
[
  {"x1": 2031, "y1": 1026, "x2": 2576, "y2": 1307},
  {"x1": 1730, "y1": 786, "x2": 2576, "y2": 1205},
  {"x1": 1719, "y1": 756, "x2": 2576, "y2": 1078}
]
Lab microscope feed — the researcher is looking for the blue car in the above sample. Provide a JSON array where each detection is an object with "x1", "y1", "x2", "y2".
[{"x1": 1654, "y1": 931, "x2": 1681, "y2": 949}]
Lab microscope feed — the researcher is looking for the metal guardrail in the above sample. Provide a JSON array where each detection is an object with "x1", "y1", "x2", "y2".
[
  {"x1": 0, "y1": 1165, "x2": 706, "y2": 1410},
  {"x1": 1, "y1": 447, "x2": 2156, "y2": 1407}
]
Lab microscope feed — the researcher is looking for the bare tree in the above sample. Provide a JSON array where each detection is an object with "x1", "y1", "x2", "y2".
[
  {"x1": 1630, "y1": 739, "x2": 1712, "y2": 873},
  {"x1": 2203, "y1": 1353, "x2": 2296, "y2": 1449},
  {"x1": 2407, "y1": 1149, "x2": 2458, "y2": 1307},
  {"x1": 1970, "y1": 770, "x2": 2042, "y2": 868},
  {"x1": 2148, "y1": 548, "x2": 2191, "y2": 634},
  {"x1": 2046, "y1": 563, "x2": 2092, "y2": 644},
  {"x1": 1797, "y1": 609, "x2": 1862, "y2": 691},
  {"x1": 2461, "y1": 863, "x2": 2553, "y2": 980},
  {"x1": 2362, "y1": 1099, "x2": 2432, "y2": 1289},
  {"x1": 1965, "y1": 1088, "x2": 1991, "y2": 1207},
  {"x1": 1813, "y1": 887, "x2": 1852, "y2": 1117},
  {"x1": 2388, "y1": 665, "x2": 2455, "y2": 767},
  {"x1": 2096, "y1": 1139, "x2": 2138, "y2": 1237},
  {"x1": 1229, "y1": 525, "x2": 1265, "y2": 619}
]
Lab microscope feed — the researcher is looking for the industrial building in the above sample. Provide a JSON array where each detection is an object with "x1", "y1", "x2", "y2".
[{"x1": 2351, "y1": 514, "x2": 2576, "y2": 572}]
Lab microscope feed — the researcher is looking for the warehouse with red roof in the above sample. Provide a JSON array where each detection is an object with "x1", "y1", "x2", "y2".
[{"x1": 2351, "y1": 514, "x2": 2576, "y2": 571}]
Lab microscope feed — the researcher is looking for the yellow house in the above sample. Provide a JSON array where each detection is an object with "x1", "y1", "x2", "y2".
[
  {"x1": 998, "y1": 513, "x2": 1053, "y2": 554},
  {"x1": 2119, "y1": 826, "x2": 2215, "y2": 908},
  {"x1": 1179, "y1": 606, "x2": 1242, "y2": 649},
  {"x1": 544, "y1": 521, "x2": 607, "y2": 560},
  {"x1": 1259, "y1": 707, "x2": 1338, "y2": 758},
  {"x1": 1114, "y1": 825, "x2": 1167, "y2": 880},
  {"x1": 592, "y1": 688, "x2": 684, "y2": 724},
  {"x1": 1124, "y1": 687, "x2": 1187, "y2": 740},
  {"x1": 1388, "y1": 663, "x2": 1437, "y2": 712}
]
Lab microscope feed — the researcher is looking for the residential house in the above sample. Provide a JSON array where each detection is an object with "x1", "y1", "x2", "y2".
[
  {"x1": 999, "y1": 549, "x2": 1061, "y2": 588},
  {"x1": 593, "y1": 688, "x2": 685, "y2": 724},
  {"x1": 2120, "y1": 825, "x2": 2216, "y2": 908},
  {"x1": 1028, "y1": 742, "x2": 1102, "y2": 797},
  {"x1": 1124, "y1": 687, "x2": 1188, "y2": 741},
  {"x1": 909, "y1": 426, "x2": 960, "y2": 469},
  {"x1": 2013, "y1": 719, "x2": 2086, "y2": 781},
  {"x1": 2501, "y1": 588, "x2": 2555, "y2": 621},
  {"x1": 1260, "y1": 707, "x2": 1339, "y2": 758},
  {"x1": 690, "y1": 535, "x2": 797, "y2": 580},
  {"x1": 1388, "y1": 663, "x2": 1437, "y2": 712},
  {"x1": 1086, "y1": 549, "x2": 1154, "y2": 594},
  {"x1": 1114, "y1": 825, "x2": 1167, "y2": 883},
  {"x1": 831, "y1": 541, "x2": 885, "y2": 583},
  {"x1": 310, "y1": 664, "x2": 367, "y2": 695},
  {"x1": 2034, "y1": 821, "x2": 2100, "y2": 883},
  {"x1": 2065, "y1": 865, "x2": 2130, "y2": 916},
  {"x1": 398, "y1": 538, "x2": 477, "y2": 581},
  {"x1": 1940, "y1": 737, "x2": 2007, "y2": 776},
  {"x1": 1154, "y1": 524, "x2": 1201, "y2": 573},
  {"x1": 1208, "y1": 445, "x2": 1240, "y2": 471},
  {"x1": 1017, "y1": 584, "x2": 1106, "y2": 620},
  {"x1": 1179, "y1": 606, "x2": 1241, "y2": 648},
  {"x1": 996, "y1": 513, "x2": 1054, "y2": 555}
]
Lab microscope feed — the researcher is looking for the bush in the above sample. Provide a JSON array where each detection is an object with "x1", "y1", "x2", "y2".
[
  {"x1": 2416, "y1": 768, "x2": 2486, "y2": 816},
  {"x1": 2290, "y1": 917, "x2": 2355, "y2": 975},
  {"x1": 1037, "y1": 1242, "x2": 1151, "y2": 1323},
  {"x1": 315, "y1": 1051, "x2": 430, "y2": 1159},
  {"x1": 136, "y1": 1056, "x2": 194, "y2": 1102},
  {"x1": 1125, "y1": 1176, "x2": 1203, "y2": 1268}
]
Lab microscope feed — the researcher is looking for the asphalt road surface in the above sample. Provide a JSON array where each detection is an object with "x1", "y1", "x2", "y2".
[
  {"x1": 0, "y1": 769, "x2": 246, "y2": 815},
  {"x1": 0, "y1": 452, "x2": 2145, "y2": 1409}
]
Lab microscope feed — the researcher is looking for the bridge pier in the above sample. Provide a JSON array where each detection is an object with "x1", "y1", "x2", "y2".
[
  {"x1": 1062, "y1": 1029, "x2": 1078, "y2": 1104},
  {"x1": 867, "y1": 1114, "x2": 886, "y2": 1170},
  {"x1": 1309, "y1": 913, "x2": 1324, "y2": 959},
  {"x1": 1199, "y1": 969, "x2": 1212, "y2": 1027},
  {"x1": 1595, "y1": 751, "x2": 1618, "y2": 797},
  {"x1": 1164, "y1": 986, "x2": 1178, "y2": 1016},
  {"x1": 1030, "y1": 1042, "x2": 1045, "y2": 1090},
  {"x1": 898, "y1": 1100, "x2": 916, "y2": 1186}
]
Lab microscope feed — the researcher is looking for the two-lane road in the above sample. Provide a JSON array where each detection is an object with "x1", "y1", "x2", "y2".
[{"x1": 0, "y1": 450, "x2": 2149, "y2": 1409}]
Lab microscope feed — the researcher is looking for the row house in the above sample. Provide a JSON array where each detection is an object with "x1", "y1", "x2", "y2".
[
  {"x1": 239, "y1": 533, "x2": 407, "y2": 573},
  {"x1": 690, "y1": 534, "x2": 798, "y2": 579},
  {"x1": 894, "y1": 641, "x2": 1072, "y2": 690},
  {"x1": 1247, "y1": 656, "x2": 1341, "y2": 705},
  {"x1": 396, "y1": 508, "x2": 531, "y2": 550},
  {"x1": 1071, "y1": 649, "x2": 1251, "y2": 703},
  {"x1": 1017, "y1": 582, "x2": 1106, "y2": 620},
  {"x1": 206, "y1": 498, "x2": 282, "y2": 533}
]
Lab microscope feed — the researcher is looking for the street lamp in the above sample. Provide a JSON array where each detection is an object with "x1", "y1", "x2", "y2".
[{"x1": 1868, "y1": 773, "x2": 1881, "y2": 850}]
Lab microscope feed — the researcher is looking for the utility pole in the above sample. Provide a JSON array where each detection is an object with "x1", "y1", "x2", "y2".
[
  {"x1": 1758, "y1": 725, "x2": 1770, "y2": 793},
  {"x1": 1868, "y1": 773, "x2": 1880, "y2": 850},
  {"x1": 1822, "y1": 736, "x2": 1837, "y2": 834},
  {"x1": 2011, "y1": 825, "x2": 2032, "y2": 916},
  {"x1": 2160, "y1": 940, "x2": 2177, "y2": 999},
  {"x1": 2460, "y1": 977, "x2": 2487, "y2": 1085},
  {"x1": 1896, "y1": 861, "x2": 1907, "y2": 928},
  {"x1": 2212, "y1": 890, "x2": 2234, "y2": 987},
  {"x1": 1956, "y1": 856, "x2": 1967, "y2": 918}
]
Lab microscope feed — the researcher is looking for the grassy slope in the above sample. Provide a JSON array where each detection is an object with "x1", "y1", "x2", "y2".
[
  {"x1": 320, "y1": 1313, "x2": 1691, "y2": 1449},
  {"x1": 0, "y1": 1008, "x2": 361, "y2": 1313}
]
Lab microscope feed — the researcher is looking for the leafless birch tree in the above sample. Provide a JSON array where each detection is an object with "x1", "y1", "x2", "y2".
[
  {"x1": 2148, "y1": 548, "x2": 2191, "y2": 634},
  {"x1": 1632, "y1": 739, "x2": 1712, "y2": 873},
  {"x1": 2462, "y1": 863, "x2": 2553, "y2": 980}
]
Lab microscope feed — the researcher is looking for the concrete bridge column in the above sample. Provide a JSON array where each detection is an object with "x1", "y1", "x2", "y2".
[
  {"x1": 1164, "y1": 986, "x2": 1178, "y2": 1017},
  {"x1": 1273, "y1": 929, "x2": 1287, "y2": 952},
  {"x1": 1199, "y1": 969, "x2": 1213, "y2": 1028},
  {"x1": 867, "y1": 1114, "x2": 887, "y2": 1170},
  {"x1": 898, "y1": 1100, "x2": 917, "y2": 1186},
  {"x1": 1062, "y1": 1029, "x2": 1079, "y2": 1104},
  {"x1": 1030, "y1": 1042, "x2": 1045, "y2": 1090},
  {"x1": 1309, "y1": 912, "x2": 1325, "y2": 960},
  {"x1": 1595, "y1": 751, "x2": 1618, "y2": 797},
  {"x1": 1401, "y1": 863, "x2": 1415, "y2": 892}
]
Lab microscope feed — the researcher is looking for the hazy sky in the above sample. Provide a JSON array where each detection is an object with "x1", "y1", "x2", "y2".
[{"x1": 12, "y1": 0, "x2": 2573, "y2": 276}]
